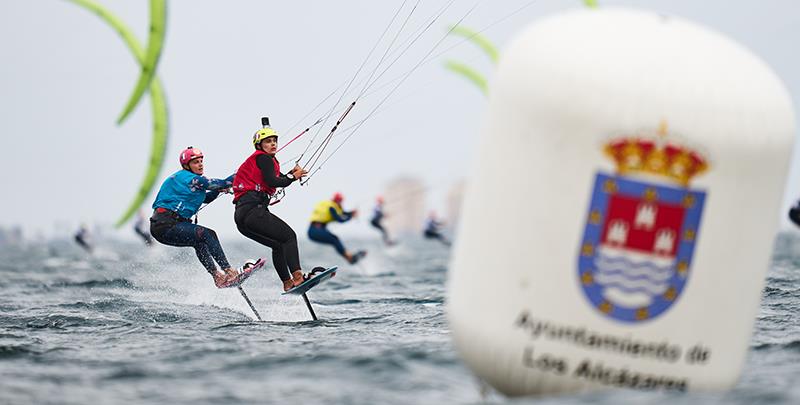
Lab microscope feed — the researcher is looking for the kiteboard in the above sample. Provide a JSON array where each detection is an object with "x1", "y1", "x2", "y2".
[
  {"x1": 282, "y1": 266, "x2": 338, "y2": 295},
  {"x1": 222, "y1": 258, "x2": 266, "y2": 288}
]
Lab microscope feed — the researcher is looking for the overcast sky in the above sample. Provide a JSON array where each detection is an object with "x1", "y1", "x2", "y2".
[{"x1": 2, "y1": 0, "x2": 799, "y2": 239}]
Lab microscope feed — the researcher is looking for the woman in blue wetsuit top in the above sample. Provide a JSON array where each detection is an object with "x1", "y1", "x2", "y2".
[{"x1": 150, "y1": 147, "x2": 242, "y2": 288}]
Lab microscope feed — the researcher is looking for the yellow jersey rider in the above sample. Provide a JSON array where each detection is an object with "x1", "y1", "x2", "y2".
[{"x1": 307, "y1": 193, "x2": 366, "y2": 264}]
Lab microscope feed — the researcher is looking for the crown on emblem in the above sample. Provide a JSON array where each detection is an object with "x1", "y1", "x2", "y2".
[{"x1": 604, "y1": 121, "x2": 708, "y2": 186}]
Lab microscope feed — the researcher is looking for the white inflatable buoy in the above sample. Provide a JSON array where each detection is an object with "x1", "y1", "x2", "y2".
[{"x1": 447, "y1": 7, "x2": 795, "y2": 397}]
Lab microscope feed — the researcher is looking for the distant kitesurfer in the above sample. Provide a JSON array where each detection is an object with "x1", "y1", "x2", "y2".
[
  {"x1": 789, "y1": 200, "x2": 800, "y2": 228},
  {"x1": 150, "y1": 147, "x2": 248, "y2": 288},
  {"x1": 74, "y1": 224, "x2": 93, "y2": 253},
  {"x1": 308, "y1": 192, "x2": 366, "y2": 264},
  {"x1": 232, "y1": 119, "x2": 319, "y2": 292},
  {"x1": 370, "y1": 196, "x2": 395, "y2": 246},
  {"x1": 134, "y1": 210, "x2": 154, "y2": 246},
  {"x1": 423, "y1": 211, "x2": 450, "y2": 246}
]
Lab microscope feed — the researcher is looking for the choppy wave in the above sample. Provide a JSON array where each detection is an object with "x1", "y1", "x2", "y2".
[
  {"x1": 0, "y1": 235, "x2": 798, "y2": 404},
  {"x1": 49, "y1": 278, "x2": 136, "y2": 289},
  {"x1": 751, "y1": 340, "x2": 800, "y2": 352},
  {"x1": 0, "y1": 344, "x2": 40, "y2": 358}
]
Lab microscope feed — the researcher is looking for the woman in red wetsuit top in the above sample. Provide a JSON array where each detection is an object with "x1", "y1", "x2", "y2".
[{"x1": 232, "y1": 119, "x2": 311, "y2": 292}]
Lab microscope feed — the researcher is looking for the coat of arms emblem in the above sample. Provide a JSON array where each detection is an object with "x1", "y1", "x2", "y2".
[{"x1": 578, "y1": 123, "x2": 708, "y2": 322}]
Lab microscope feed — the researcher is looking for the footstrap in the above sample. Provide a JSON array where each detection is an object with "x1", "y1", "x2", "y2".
[{"x1": 307, "y1": 267, "x2": 326, "y2": 279}]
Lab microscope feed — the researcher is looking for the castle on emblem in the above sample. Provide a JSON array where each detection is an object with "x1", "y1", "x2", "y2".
[{"x1": 578, "y1": 122, "x2": 708, "y2": 323}]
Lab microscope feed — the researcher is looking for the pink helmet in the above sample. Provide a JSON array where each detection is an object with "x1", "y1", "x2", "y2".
[
  {"x1": 332, "y1": 192, "x2": 344, "y2": 204},
  {"x1": 179, "y1": 146, "x2": 204, "y2": 166}
]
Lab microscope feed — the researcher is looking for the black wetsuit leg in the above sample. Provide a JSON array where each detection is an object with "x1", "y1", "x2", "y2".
[
  {"x1": 370, "y1": 219, "x2": 390, "y2": 244},
  {"x1": 424, "y1": 230, "x2": 450, "y2": 246},
  {"x1": 74, "y1": 235, "x2": 92, "y2": 253},
  {"x1": 234, "y1": 201, "x2": 300, "y2": 282}
]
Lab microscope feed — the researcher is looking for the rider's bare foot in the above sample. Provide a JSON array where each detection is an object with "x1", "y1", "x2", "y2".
[
  {"x1": 281, "y1": 271, "x2": 306, "y2": 292},
  {"x1": 213, "y1": 268, "x2": 239, "y2": 288},
  {"x1": 291, "y1": 270, "x2": 304, "y2": 286}
]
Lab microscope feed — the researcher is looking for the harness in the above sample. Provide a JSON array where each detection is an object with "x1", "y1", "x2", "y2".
[{"x1": 152, "y1": 207, "x2": 192, "y2": 223}]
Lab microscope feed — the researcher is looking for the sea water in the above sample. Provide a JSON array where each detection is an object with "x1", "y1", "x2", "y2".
[{"x1": 0, "y1": 234, "x2": 797, "y2": 404}]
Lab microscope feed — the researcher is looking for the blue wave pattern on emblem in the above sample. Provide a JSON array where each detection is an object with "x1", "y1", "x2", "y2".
[
  {"x1": 595, "y1": 250, "x2": 673, "y2": 297},
  {"x1": 594, "y1": 255, "x2": 673, "y2": 282}
]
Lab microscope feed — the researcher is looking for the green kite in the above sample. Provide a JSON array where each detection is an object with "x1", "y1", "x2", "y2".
[
  {"x1": 68, "y1": 0, "x2": 170, "y2": 227},
  {"x1": 116, "y1": 0, "x2": 167, "y2": 125},
  {"x1": 444, "y1": 25, "x2": 499, "y2": 97}
]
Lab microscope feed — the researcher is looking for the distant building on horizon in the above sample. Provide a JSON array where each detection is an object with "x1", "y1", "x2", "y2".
[
  {"x1": 446, "y1": 179, "x2": 466, "y2": 231},
  {"x1": 383, "y1": 176, "x2": 426, "y2": 236},
  {"x1": 0, "y1": 225, "x2": 24, "y2": 247}
]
